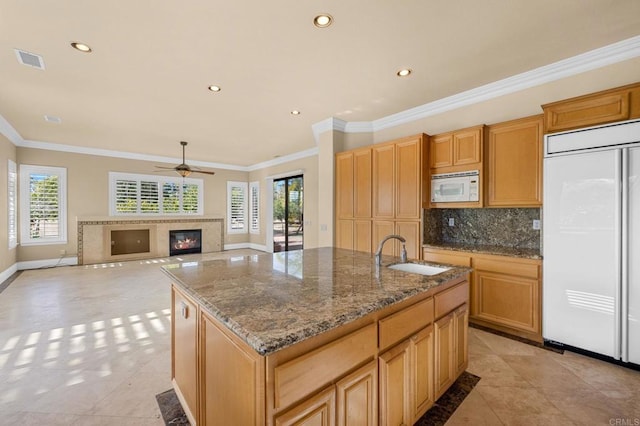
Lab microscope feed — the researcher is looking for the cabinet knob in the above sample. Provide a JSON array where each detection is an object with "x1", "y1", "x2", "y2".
[{"x1": 180, "y1": 301, "x2": 189, "y2": 319}]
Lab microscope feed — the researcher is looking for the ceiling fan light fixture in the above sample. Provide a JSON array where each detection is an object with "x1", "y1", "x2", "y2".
[
  {"x1": 178, "y1": 169, "x2": 192, "y2": 177},
  {"x1": 71, "y1": 42, "x2": 92, "y2": 53},
  {"x1": 313, "y1": 14, "x2": 333, "y2": 28}
]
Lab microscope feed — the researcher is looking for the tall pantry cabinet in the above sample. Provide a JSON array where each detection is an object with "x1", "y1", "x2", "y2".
[{"x1": 336, "y1": 134, "x2": 426, "y2": 260}]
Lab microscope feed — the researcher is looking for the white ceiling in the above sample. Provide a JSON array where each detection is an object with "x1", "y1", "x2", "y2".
[{"x1": 1, "y1": 0, "x2": 640, "y2": 167}]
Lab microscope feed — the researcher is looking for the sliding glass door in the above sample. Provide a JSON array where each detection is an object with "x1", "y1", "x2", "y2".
[{"x1": 273, "y1": 175, "x2": 303, "y2": 252}]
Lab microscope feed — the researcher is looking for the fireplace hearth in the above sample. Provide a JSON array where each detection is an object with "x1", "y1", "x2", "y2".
[{"x1": 169, "y1": 229, "x2": 202, "y2": 256}]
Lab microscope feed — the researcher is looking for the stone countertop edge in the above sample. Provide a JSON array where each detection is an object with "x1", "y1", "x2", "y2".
[
  {"x1": 162, "y1": 247, "x2": 471, "y2": 356},
  {"x1": 423, "y1": 243, "x2": 542, "y2": 260}
]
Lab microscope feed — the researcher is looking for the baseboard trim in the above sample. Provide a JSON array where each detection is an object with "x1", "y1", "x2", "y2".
[
  {"x1": 224, "y1": 243, "x2": 268, "y2": 252},
  {"x1": 17, "y1": 256, "x2": 79, "y2": 270},
  {"x1": 0, "y1": 263, "x2": 18, "y2": 285}
]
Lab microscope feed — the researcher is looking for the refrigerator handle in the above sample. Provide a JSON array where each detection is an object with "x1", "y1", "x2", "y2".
[{"x1": 621, "y1": 148, "x2": 629, "y2": 363}]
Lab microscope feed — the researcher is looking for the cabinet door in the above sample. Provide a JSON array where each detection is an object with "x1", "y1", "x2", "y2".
[
  {"x1": 543, "y1": 90, "x2": 630, "y2": 133},
  {"x1": 395, "y1": 138, "x2": 421, "y2": 220},
  {"x1": 411, "y1": 325, "x2": 434, "y2": 422},
  {"x1": 429, "y1": 134, "x2": 453, "y2": 169},
  {"x1": 354, "y1": 220, "x2": 372, "y2": 253},
  {"x1": 487, "y1": 116, "x2": 543, "y2": 207},
  {"x1": 171, "y1": 286, "x2": 198, "y2": 424},
  {"x1": 434, "y1": 313, "x2": 455, "y2": 400},
  {"x1": 202, "y1": 312, "x2": 264, "y2": 426},
  {"x1": 354, "y1": 149, "x2": 372, "y2": 218},
  {"x1": 373, "y1": 144, "x2": 395, "y2": 219},
  {"x1": 275, "y1": 386, "x2": 336, "y2": 426},
  {"x1": 336, "y1": 219, "x2": 354, "y2": 250},
  {"x1": 336, "y1": 361, "x2": 377, "y2": 426},
  {"x1": 453, "y1": 305, "x2": 469, "y2": 377},
  {"x1": 336, "y1": 152, "x2": 355, "y2": 219},
  {"x1": 395, "y1": 221, "x2": 421, "y2": 260},
  {"x1": 379, "y1": 340, "x2": 411, "y2": 426},
  {"x1": 473, "y1": 269, "x2": 540, "y2": 334},
  {"x1": 453, "y1": 127, "x2": 482, "y2": 166}
]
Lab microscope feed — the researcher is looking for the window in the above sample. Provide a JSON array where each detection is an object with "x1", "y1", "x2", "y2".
[
  {"x1": 227, "y1": 181, "x2": 248, "y2": 234},
  {"x1": 109, "y1": 172, "x2": 203, "y2": 216},
  {"x1": 20, "y1": 165, "x2": 67, "y2": 245},
  {"x1": 7, "y1": 160, "x2": 17, "y2": 249},
  {"x1": 249, "y1": 181, "x2": 259, "y2": 234}
]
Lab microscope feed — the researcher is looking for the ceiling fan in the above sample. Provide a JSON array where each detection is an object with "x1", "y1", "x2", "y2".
[{"x1": 155, "y1": 141, "x2": 216, "y2": 177}]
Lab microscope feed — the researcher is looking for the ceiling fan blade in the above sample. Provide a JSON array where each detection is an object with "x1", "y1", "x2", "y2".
[
  {"x1": 154, "y1": 165, "x2": 177, "y2": 170},
  {"x1": 192, "y1": 170, "x2": 216, "y2": 176}
]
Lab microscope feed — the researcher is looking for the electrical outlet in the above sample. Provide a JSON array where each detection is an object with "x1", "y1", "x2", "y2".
[
  {"x1": 533, "y1": 219, "x2": 541, "y2": 230},
  {"x1": 448, "y1": 218, "x2": 455, "y2": 227},
  {"x1": 320, "y1": 224, "x2": 327, "y2": 231}
]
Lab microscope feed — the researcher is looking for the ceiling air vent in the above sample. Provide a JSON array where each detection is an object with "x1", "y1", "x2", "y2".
[
  {"x1": 44, "y1": 115, "x2": 62, "y2": 124},
  {"x1": 14, "y1": 49, "x2": 45, "y2": 70}
]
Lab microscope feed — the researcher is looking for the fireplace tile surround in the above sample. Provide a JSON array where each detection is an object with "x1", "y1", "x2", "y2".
[{"x1": 77, "y1": 217, "x2": 223, "y2": 265}]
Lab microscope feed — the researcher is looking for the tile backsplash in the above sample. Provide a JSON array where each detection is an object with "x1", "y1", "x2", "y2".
[{"x1": 424, "y1": 208, "x2": 541, "y2": 250}]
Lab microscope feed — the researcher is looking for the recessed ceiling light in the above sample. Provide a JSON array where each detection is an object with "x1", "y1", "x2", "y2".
[
  {"x1": 396, "y1": 68, "x2": 412, "y2": 77},
  {"x1": 291, "y1": 110, "x2": 301, "y2": 115},
  {"x1": 208, "y1": 85, "x2": 221, "y2": 92},
  {"x1": 71, "y1": 42, "x2": 92, "y2": 53},
  {"x1": 313, "y1": 14, "x2": 333, "y2": 28}
]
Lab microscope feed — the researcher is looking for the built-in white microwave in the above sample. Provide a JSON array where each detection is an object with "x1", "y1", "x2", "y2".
[{"x1": 430, "y1": 170, "x2": 479, "y2": 203}]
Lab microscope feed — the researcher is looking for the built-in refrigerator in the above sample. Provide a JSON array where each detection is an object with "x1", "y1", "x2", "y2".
[{"x1": 543, "y1": 118, "x2": 640, "y2": 365}]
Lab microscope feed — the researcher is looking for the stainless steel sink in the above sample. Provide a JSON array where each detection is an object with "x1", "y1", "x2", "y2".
[{"x1": 387, "y1": 263, "x2": 450, "y2": 276}]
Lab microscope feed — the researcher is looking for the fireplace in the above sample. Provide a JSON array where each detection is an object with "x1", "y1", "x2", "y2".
[{"x1": 169, "y1": 229, "x2": 202, "y2": 256}]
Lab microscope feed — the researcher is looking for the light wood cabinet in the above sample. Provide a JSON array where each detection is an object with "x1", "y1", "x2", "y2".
[
  {"x1": 201, "y1": 311, "x2": 265, "y2": 426},
  {"x1": 275, "y1": 386, "x2": 336, "y2": 426},
  {"x1": 337, "y1": 134, "x2": 425, "y2": 258},
  {"x1": 434, "y1": 313, "x2": 455, "y2": 400},
  {"x1": 423, "y1": 247, "x2": 542, "y2": 342},
  {"x1": 453, "y1": 304, "x2": 469, "y2": 377},
  {"x1": 171, "y1": 285, "x2": 199, "y2": 425},
  {"x1": 172, "y1": 276, "x2": 469, "y2": 426},
  {"x1": 429, "y1": 125, "x2": 483, "y2": 172},
  {"x1": 379, "y1": 340, "x2": 411, "y2": 426},
  {"x1": 336, "y1": 361, "x2": 378, "y2": 426},
  {"x1": 542, "y1": 82, "x2": 640, "y2": 134},
  {"x1": 486, "y1": 115, "x2": 543, "y2": 207},
  {"x1": 473, "y1": 255, "x2": 541, "y2": 341}
]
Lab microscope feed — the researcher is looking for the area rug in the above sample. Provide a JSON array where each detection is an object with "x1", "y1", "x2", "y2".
[{"x1": 155, "y1": 371, "x2": 480, "y2": 426}]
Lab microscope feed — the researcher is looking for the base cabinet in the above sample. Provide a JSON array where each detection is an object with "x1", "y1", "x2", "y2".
[{"x1": 171, "y1": 278, "x2": 468, "y2": 426}]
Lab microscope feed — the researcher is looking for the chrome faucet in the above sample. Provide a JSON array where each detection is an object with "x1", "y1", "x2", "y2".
[{"x1": 375, "y1": 234, "x2": 407, "y2": 265}]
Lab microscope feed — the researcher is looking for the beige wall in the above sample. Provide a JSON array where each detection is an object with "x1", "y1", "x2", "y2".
[
  {"x1": 16, "y1": 148, "x2": 249, "y2": 262},
  {"x1": 0, "y1": 134, "x2": 17, "y2": 274},
  {"x1": 248, "y1": 154, "x2": 319, "y2": 250}
]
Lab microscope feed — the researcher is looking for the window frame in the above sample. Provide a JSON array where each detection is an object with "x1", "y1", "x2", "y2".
[
  {"x1": 227, "y1": 181, "x2": 248, "y2": 234},
  {"x1": 7, "y1": 160, "x2": 17, "y2": 249},
  {"x1": 108, "y1": 172, "x2": 204, "y2": 216},
  {"x1": 249, "y1": 181, "x2": 260, "y2": 234},
  {"x1": 19, "y1": 164, "x2": 68, "y2": 246}
]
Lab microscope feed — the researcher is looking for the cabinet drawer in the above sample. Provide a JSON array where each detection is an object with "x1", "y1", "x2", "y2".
[
  {"x1": 474, "y1": 257, "x2": 539, "y2": 279},
  {"x1": 423, "y1": 250, "x2": 472, "y2": 267},
  {"x1": 434, "y1": 281, "x2": 469, "y2": 319},
  {"x1": 274, "y1": 323, "x2": 377, "y2": 410},
  {"x1": 379, "y1": 297, "x2": 434, "y2": 350}
]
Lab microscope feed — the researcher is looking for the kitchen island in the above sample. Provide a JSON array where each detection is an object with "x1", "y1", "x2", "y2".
[{"x1": 163, "y1": 247, "x2": 471, "y2": 425}]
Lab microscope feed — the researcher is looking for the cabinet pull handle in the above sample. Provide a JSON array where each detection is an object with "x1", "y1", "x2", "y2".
[{"x1": 180, "y1": 301, "x2": 189, "y2": 319}]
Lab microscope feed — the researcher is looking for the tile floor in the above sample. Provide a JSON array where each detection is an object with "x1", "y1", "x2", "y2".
[{"x1": 0, "y1": 249, "x2": 639, "y2": 425}]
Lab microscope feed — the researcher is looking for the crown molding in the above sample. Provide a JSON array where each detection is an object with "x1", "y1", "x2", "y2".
[
  {"x1": 247, "y1": 147, "x2": 318, "y2": 172},
  {"x1": 312, "y1": 34, "x2": 640, "y2": 139},
  {"x1": 0, "y1": 114, "x2": 24, "y2": 146}
]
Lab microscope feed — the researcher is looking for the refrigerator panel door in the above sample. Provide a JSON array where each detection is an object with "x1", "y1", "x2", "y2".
[
  {"x1": 627, "y1": 147, "x2": 640, "y2": 364},
  {"x1": 543, "y1": 150, "x2": 620, "y2": 358}
]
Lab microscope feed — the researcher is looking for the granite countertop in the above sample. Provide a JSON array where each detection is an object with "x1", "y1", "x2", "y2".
[
  {"x1": 162, "y1": 247, "x2": 471, "y2": 356},
  {"x1": 423, "y1": 242, "x2": 542, "y2": 260}
]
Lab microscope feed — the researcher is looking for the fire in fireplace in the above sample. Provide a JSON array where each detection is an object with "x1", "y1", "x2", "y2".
[{"x1": 169, "y1": 229, "x2": 202, "y2": 256}]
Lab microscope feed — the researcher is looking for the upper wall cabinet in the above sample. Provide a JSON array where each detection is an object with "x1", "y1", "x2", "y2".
[
  {"x1": 336, "y1": 147, "x2": 372, "y2": 219},
  {"x1": 486, "y1": 115, "x2": 543, "y2": 207},
  {"x1": 429, "y1": 125, "x2": 483, "y2": 172},
  {"x1": 542, "y1": 82, "x2": 640, "y2": 134}
]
